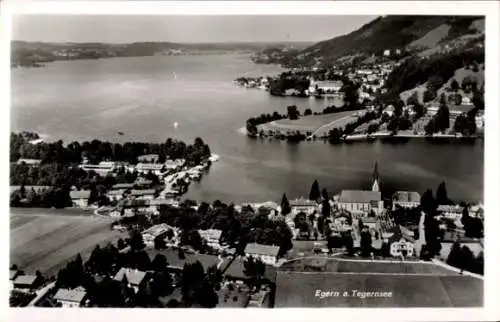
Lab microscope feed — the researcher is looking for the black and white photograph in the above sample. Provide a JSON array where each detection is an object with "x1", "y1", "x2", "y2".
[{"x1": 2, "y1": 1, "x2": 499, "y2": 319}]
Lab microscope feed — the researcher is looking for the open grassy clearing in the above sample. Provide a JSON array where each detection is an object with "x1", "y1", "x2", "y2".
[
  {"x1": 280, "y1": 257, "x2": 459, "y2": 275},
  {"x1": 259, "y1": 111, "x2": 357, "y2": 134},
  {"x1": 10, "y1": 208, "x2": 125, "y2": 276}
]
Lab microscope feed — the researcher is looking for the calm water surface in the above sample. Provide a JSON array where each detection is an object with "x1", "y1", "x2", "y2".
[{"x1": 11, "y1": 55, "x2": 484, "y2": 203}]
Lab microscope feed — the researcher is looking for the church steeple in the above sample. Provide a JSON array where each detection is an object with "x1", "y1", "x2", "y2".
[{"x1": 372, "y1": 162, "x2": 380, "y2": 192}]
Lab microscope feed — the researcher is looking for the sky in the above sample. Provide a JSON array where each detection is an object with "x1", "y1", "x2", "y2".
[{"x1": 12, "y1": 15, "x2": 377, "y2": 43}]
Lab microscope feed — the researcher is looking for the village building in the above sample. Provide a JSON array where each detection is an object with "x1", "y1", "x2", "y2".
[
  {"x1": 136, "y1": 163, "x2": 164, "y2": 175},
  {"x1": 130, "y1": 189, "x2": 156, "y2": 200},
  {"x1": 198, "y1": 229, "x2": 223, "y2": 250},
  {"x1": 338, "y1": 190, "x2": 383, "y2": 216},
  {"x1": 10, "y1": 270, "x2": 20, "y2": 290},
  {"x1": 437, "y1": 205, "x2": 465, "y2": 220},
  {"x1": 392, "y1": 191, "x2": 421, "y2": 210},
  {"x1": 289, "y1": 198, "x2": 318, "y2": 216},
  {"x1": 13, "y1": 274, "x2": 42, "y2": 292},
  {"x1": 79, "y1": 161, "x2": 116, "y2": 175},
  {"x1": 113, "y1": 268, "x2": 148, "y2": 293},
  {"x1": 383, "y1": 105, "x2": 395, "y2": 117},
  {"x1": 309, "y1": 79, "x2": 343, "y2": 94},
  {"x1": 107, "y1": 190, "x2": 124, "y2": 202},
  {"x1": 244, "y1": 243, "x2": 280, "y2": 266},
  {"x1": 142, "y1": 223, "x2": 171, "y2": 246},
  {"x1": 53, "y1": 288, "x2": 87, "y2": 308},
  {"x1": 134, "y1": 177, "x2": 153, "y2": 188},
  {"x1": 111, "y1": 183, "x2": 134, "y2": 191},
  {"x1": 70, "y1": 190, "x2": 91, "y2": 208},
  {"x1": 390, "y1": 237, "x2": 415, "y2": 258},
  {"x1": 16, "y1": 158, "x2": 42, "y2": 167},
  {"x1": 137, "y1": 154, "x2": 159, "y2": 163}
]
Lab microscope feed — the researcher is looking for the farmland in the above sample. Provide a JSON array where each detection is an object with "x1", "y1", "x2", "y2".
[
  {"x1": 280, "y1": 257, "x2": 459, "y2": 274},
  {"x1": 10, "y1": 208, "x2": 126, "y2": 276},
  {"x1": 258, "y1": 111, "x2": 357, "y2": 136}
]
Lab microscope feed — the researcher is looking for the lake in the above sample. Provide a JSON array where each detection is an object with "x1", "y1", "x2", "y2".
[{"x1": 11, "y1": 54, "x2": 484, "y2": 203}]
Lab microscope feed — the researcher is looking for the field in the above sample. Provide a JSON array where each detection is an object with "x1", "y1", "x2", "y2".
[
  {"x1": 280, "y1": 257, "x2": 459, "y2": 274},
  {"x1": 274, "y1": 271, "x2": 483, "y2": 307},
  {"x1": 10, "y1": 208, "x2": 126, "y2": 276},
  {"x1": 259, "y1": 111, "x2": 357, "y2": 136}
]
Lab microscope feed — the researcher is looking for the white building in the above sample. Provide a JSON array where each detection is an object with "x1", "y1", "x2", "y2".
[
  {"x1": 142, "y1": 223, "x2": 171, "y2": 246},
  {"x1": 244, "y1": 243, "x2": 280, "y2": 266},
  {"x1": 198, "y1": 229, "x2": 223, "y2": 249},
  {"x1": 16, "y1": 158, "x2": 42, "y2": 167},
  {"x1": 53, "y1": 288, "x2": 87, "y2": 308},
  {"x1": 392, "y1": 191, "x2": 421, "y2": 210},
  {"x1": 309, "y1": 80, "x2": 343, "y2": 94},
  {"x1": 113, "y1": 268, "x2": 147, "y2": 293},
  {"x1": 70, "y1": 190, "x2": 91, "y2": 208},
  {"x1": 136, "y1": 163, "x2": 164, "y2": 175},
  {"x1": 289, "y1": 198, "x2": 318, "y2": 216},
  {"x1": 390, "y1": 238, "x2": 414, "y2": 257},
  {"x1": 337, "y1": 190, "x2": 383, "y2": 216},
  {"x1": 79, "y1": 161, "x2": 116, "y2": 175}
]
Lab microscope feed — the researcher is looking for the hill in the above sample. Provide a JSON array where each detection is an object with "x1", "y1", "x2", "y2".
[{"x1": 293, "y1": 15, "x2": 484, "y2": 66}]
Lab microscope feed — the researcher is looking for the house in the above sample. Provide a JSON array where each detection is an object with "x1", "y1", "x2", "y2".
[
  {"x1": 130, "y1": 189, "x2": 156, "y2": 200},
  {"x1": 198, "y1": 229, "x2": 223, "y2": 250},
  {"x1": 142, "y1": 224, "x2": 171, "y2": 246},
  {"x1": 137, "y1": 154, "x2": 159, "y2": 163},
  {"x1": 392, "y1": 191, "x2": 421, "y2": 210},
  {"x1": 53, "y1": 288, "x2": 87, "y2": 308},
  {"x1": 337, "y1": 190, "x2": 383, "y2": 215},
  {"x1": 10, "y1": 270, "x2": 20, "y2": 290},
  {"x1": 389, "y1": 237, "x2": 415, "y2": 258},
  {"x1": 244, "y1": 243, "x2": 280, "y2": 266},
  {"x1": 383, "y1": 105, "x2": 395, "y2": 117},
  {"x1": 70, "y1": 190, "x2": 91, "y2": 208},
  {"x1": 136, "y1": 163, "x2": 164, "y2": 174},
  {"x1": 437, "y1": 205, "x2": 464, "y2": 220},
  {"x1": 80, "y1": 161, "x2": 116, "y2": 175},
  {"x1": 111, "y1": 183, "x2": 134, "y2": 191},
  {"x1": 107, "y1": 190, "x2": 124, "y2": 202},
  {"x1": 289, "y1": 198, "x2": 318, "y2": 215},
  {"x1": 461, "y1": 96, "x2": 473, "y2": 106},
  {"x1": 113, "y1": 268, "x2": 148, "y2": 293},
  {"x1": 134, "y1": 177, "x2": 153, "y2": 188},
  {"x1": 383, "y1": 49, "x2": 391, "y2": 57},
  {"x1": 13, "y1": 274, "x2": 42, "y2": 292},
  {"x1": 315, "y1": 80, "x2": 343, "y2": 93},
  {"x1": 16, "y1": 158, "x2": 42, "y2": 167}
]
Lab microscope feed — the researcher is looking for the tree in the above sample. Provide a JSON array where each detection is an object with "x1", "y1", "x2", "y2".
[
  {"x1": 420, "y1": 189, "x2": 436, "y2": 214},
  {"x1": 436, "y1": 182, "x2": 451, "y2": 205},
  {"x1": 280, "y1": 193, "x2": 291, "y2": 215},
  {"x1": 129, "y1": 229, "x2": 145, "y2": 252},
  {"x1": 423, "y1": 88, "x2": 437, "y2": 103},
  {"x1": 407, "y1": 91, "x2": 419, "y2": 106},
  {"x1": 321, "y1": 188, "x2": 329, "y2": 200},
  {"x1": 360, "y1": 229, "x2": 372, "y2": 257},
  {"x1": 309, "y1": 180, "x2": 321, "y2": 201},
  {"x1": 181, "y1": 261, "x2": 205, "y2": 305},
  {"x1": 446, "y1": 241, "x2": 462, "y2": 268},
  {"x1": 151, "y1": 254, "x2": 168, "y2": 272},
  {"x1": 450, "y1": 78, "x2": 459, "y2": 91},
  {"x1": 304, "y1": 108, "x2": 312, "y2": 116},
  {"x1": 321, "y1": 199, "x2": 331, "y2": 218},
  {"x1": 243, "y1": 256, "x2": 266, "y2": 288},
  {"x1": 154, "y1": 235, "x2": 166, "y2": 250},
  {"x1": 287, "y1": 105, "x2": 300, "y2": 120}
]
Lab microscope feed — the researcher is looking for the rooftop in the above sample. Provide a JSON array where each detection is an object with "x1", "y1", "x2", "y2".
[
  {"x1": 339, "y1": 190, "x2": 381, "y2": 203},
  {"x1": 393, "y1": 191, "x2": 421, "y2": 203},
  {"x1": 244, "y1": 243, "x2": 280, "y2": 257},
  {"x1": 130, "y1": 189, "x2": 156, "y2": 196},
  {"x1": 70, "y1": 190, "x2": 91, "y2": 200},
  {"x1": 111, "y1": 183, "x2": 134, "y2": 190},
  {"x1": 13, "y1": 275, "x2": 39, "y2": 286},
  {"x1": 54, "y1": 288, "x2": 87, "y2": 303},
  {"x1": 113, "y1": 268, "x2": 147, "y2": 286}
]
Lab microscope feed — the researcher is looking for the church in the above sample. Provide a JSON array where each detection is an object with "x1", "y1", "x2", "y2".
[{"x1": 337, "y1": 162, "x2": 384, "y2": 217}]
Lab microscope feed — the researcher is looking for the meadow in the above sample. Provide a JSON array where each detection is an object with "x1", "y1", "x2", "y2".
[{"x1": 10, "y1": 208, "x2": 126, "y2": 276}]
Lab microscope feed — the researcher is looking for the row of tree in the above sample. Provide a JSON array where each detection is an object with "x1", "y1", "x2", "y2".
[{"x1": 11, "y1": 132, "x2": 211, "y2": 167}]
